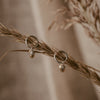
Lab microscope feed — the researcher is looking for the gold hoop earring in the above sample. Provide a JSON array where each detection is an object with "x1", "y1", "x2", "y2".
[
  {"x1": 25, "y1": 35, "x2": 39, "y2": 58},
  {"x1": 54, "y1": 50, "x2": 68, "y2": 72}
]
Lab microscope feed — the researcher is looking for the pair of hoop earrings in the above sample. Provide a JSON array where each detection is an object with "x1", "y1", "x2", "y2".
[
  {"x1": 54, "y1": 51, "x2": 68, "y2": 72},
  {"x1": 25, "y1": 35, "x2": 68, "y2": 72},
  {"x1": 25, "y1": 35, "x2": 39, "y2": 58}
]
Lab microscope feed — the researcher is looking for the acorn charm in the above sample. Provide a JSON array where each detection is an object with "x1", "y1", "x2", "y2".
[
  {"x1": 59, "y1": 64, "x2": 65, "y2": 72},
  {"x1": 29, "y1": 48, "x2": 35, "y2": 58}
]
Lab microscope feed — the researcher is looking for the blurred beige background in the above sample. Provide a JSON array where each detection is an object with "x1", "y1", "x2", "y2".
[{"x1": 0, "y1": 0, "x2": 99, "y2": 100}]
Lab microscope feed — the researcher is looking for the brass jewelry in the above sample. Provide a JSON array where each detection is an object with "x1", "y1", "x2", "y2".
[
  {"x1": 25, "y1": 35, "x2": 39, "y2": 58},
  {"x1": 54, "y1": 50, "x2": 68, "y2": 72}
]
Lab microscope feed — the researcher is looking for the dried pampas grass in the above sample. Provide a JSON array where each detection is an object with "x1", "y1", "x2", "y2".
[
  {"x1": 0, "y1": 23, "x2": 100, "y2": 86},
  {"x1": 50, "y1": 0, "x2": 100, "y2": 45}
]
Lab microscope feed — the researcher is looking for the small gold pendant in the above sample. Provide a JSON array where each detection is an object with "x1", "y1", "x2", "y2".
[
  {"x1": 29, "y1": 48, "x2": 35, "y2": 58},
  {"x1": 59, "y1": 64, "x2": 65, "y2": 72}
]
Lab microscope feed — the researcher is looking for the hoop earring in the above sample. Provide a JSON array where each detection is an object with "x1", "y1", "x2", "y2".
[
  {"x1": 54, "y1": 50, "x2": 68, "y2": 72},
  {"x1": 25, "y1": 35, "x2": 39, "y2": 58}
]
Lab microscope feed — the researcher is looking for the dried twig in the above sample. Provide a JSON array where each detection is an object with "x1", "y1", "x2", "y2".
[{"x1": 0, "y1": 23, "x2": 100, "y2": 86}]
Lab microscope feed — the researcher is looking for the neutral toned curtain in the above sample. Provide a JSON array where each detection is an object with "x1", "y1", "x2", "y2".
[{"x1": 0, "y1": 0, "x2": 99, "y2": 100}]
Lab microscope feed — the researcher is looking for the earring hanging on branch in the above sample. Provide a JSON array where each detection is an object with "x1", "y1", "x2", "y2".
[
  {"x1": 25, "y1": 35, "x2": 39, "y2": 58},
  {"x1": 54, "y1": 50, "x2": 68, "y2": 72}
]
